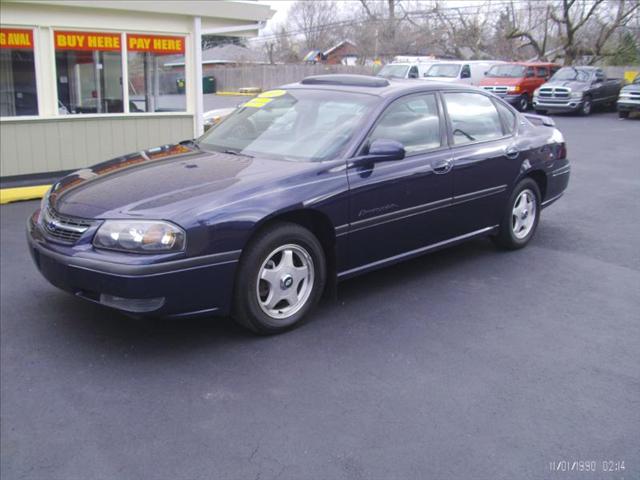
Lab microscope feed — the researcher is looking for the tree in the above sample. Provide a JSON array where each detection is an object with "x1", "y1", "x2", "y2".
[
  {"x1": 607, "y1": 31, "x2": 640, "y2": 64},
  {"x1": 289, "y1": 0, "x2": 339, "y2": 52}
]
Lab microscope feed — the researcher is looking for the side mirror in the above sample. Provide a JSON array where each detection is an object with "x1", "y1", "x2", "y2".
[{"x1": 367, "y1": 139, "x2": 405, "y2": 161}]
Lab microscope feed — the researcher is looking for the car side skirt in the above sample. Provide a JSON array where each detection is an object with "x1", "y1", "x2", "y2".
[{"x1": 337, "y1": 225, "x2": 499, "y2": 280}]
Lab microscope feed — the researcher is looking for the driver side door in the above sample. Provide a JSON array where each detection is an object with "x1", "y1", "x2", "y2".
[{"x1": 342, "y1": 92, "x2": 454, "y2": 275}]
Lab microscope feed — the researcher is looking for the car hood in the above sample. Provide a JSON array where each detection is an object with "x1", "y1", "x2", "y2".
[
  {"x1": 621, "y1": 83, "x2": 640, "y2": 93},
  {"x1": 50, "y1": 143, "x2": 319, "y2": 221},
  {"x1": 540, "y1": 80, "x2": 587, "y2": 91},
  {"x1": 479, "y1": 77, "x2": 523, "y2": 86}
]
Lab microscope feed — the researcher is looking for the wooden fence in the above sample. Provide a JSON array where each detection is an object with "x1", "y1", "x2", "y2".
[
  {"x1": 204, "y1": 64, "x2": 639, "y2": 92},
  {"x1": 204, "y1": 64, "x2": 380, "y2": 92}
]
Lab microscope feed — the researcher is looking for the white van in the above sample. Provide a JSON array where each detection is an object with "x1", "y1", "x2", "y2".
[
  {"x1": 377, "y1": 61, "x2": 438, "y2": 80},
  {"x1": 423, "y1": 60, "x2": 504, "y2": 85}
]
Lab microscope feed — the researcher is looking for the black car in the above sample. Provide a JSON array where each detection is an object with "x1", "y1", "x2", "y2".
[{"x1": 28, "y1": 75, "x2": 570, "y2": 334}]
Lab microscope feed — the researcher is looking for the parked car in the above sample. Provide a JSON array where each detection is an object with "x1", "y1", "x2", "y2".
[
  {"x1": 423, "y1": 60, "x2": 504, "y2": 85},
  {"x1": 28, "y1": 75, "x2": 570, "y2": 334},
  {"x1": 377, "y1": 61, "x2": 437, "y2": 79},
  {"x1": 532, "y1": 66, "x2": 622, "y2": 116},
  {"x1": 617, "y1": 73, "x2": 640, "y2": 118},
  {"x1": 203, "y1": 107, "x2": 235, "y2": 131},
  {"x1": 480, "y1": 62, "x2": 560, "y2": 111}
]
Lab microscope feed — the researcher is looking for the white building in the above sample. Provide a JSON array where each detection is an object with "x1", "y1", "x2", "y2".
[{"x1": 0, "y1": 0, "x2": 273, "y2": 178}]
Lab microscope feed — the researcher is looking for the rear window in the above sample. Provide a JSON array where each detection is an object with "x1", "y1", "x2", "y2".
[{"x1": 443, "y1": 92, "x2": 504, "y2": 145}]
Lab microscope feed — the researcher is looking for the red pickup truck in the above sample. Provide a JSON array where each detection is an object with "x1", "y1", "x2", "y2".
[{"x1": 480, "y1": 62, "x2": 560, "y2": 111}]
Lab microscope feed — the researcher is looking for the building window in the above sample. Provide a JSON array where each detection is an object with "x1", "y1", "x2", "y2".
[
  {"x1": 127, "y1": 34, "x2": 185, "y2": 112},
  {"x1": 0, "y1": 28, "x2": 38, "y2": 116},
  {"x1": 54, "y1": 31, "x2": 123, "y2": 114}
]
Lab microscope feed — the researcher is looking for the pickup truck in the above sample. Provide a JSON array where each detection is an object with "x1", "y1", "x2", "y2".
[
  {"x1": 617, "y1": 74, "x2": 640, "y2": 118},
  {"x1": 533, "y1": 66, "x2": 622, "y2": 116},
  {"x1": 481, "y1": 62, "x2": 560, "y2": 111}
]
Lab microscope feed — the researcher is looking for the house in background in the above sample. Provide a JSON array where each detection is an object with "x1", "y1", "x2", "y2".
[{"x1": 303, "y1": 40, "x2": 358, "y2": 66}]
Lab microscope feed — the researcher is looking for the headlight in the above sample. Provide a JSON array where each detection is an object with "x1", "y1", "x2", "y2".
[
  {"x1": 570, "y1": 91, "x2": 584, "y2": 99},
  {"x1": 93, "y1": 220, "x2": 186, "y2": 253},
  {"x1": 533, "y1": 88, "x2": 540, "y2": 96},
  {"x1": 506, "y1": 85, "x2": 520, "y2": 93},
  {"x1": 37, "y1": 187, "x2": 52, "y2": 222}
]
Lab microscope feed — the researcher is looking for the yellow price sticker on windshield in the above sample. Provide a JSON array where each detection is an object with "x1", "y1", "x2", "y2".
[
  {"x1": 243, "y1": 97, "x2": 273, "y2": 108},
  {"x1": 258, "y1": 89, "x2": 287, "y2": 98}
]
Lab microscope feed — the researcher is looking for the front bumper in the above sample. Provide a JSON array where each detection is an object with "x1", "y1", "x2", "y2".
[
  {"x1": 27, "y1": 215, "x2": 239, "y2": 318},
  {"x1": 532, "y1": 98, "x2": 584, "y2": 113},
  {"x1": 617, "y1": 100, "x2": 640, "y2": 112}
]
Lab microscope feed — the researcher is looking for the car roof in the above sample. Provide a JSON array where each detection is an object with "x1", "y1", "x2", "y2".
[{"x1": 283, "y1": 74, "x2": 483, "y2": 98}]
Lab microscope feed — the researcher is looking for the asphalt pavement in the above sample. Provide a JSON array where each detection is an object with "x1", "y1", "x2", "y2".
[{"x1": 1, "y1": 111, "x2": 639, "y2": 480}]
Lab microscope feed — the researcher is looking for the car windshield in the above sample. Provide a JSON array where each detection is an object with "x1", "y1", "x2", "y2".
[
  {"x1": 377, "y1": 64, "x2": 409, "y2": 78},
  {"x1": 551, "y1": 67, "x2": 590, "y2": 82},
  {"x1": 486, "y1": 65, "x2": 526, "y2": 78},
  {"x1": 198, "y1": 89, "x2": 377, "y2": 162},
  {"x1": 425, "y1": 64, "x2": 461, "y2": 78}
]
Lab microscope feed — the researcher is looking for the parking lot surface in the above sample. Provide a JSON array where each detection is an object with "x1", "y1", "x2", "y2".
[{"x1": 1, "y1": 112, "x2": 639, "y2": 480}]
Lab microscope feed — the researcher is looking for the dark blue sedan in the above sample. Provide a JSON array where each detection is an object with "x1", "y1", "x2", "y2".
[{"x1": 28, "y1": 75, "x2": 570, "y2": 334}]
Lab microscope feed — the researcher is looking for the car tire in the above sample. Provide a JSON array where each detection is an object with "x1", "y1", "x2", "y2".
[
  {"x1": 516, "y1": 94, "x2": 529, "y2": 112},
  {"x1": 492, "y1": 178, "x2": 541, "y2": 250},
  {"x1": 232, "y1": 222, "x2": 326, "y2": 335},
  {"x1": 579, "y1": 96, "x2": 592, "y2": 116},
  {"x1": 618, "y1": 110, "x2": 629, "y2": 119}
]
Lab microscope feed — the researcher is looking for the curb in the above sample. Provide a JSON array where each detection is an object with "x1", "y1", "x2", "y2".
[{"x1": 0, "y1": 185, "x2": 50, "y2": 205}]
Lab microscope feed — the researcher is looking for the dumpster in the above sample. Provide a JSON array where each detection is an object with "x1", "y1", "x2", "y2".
[{"x1": 203, "y1": 76, "x2": 216, "y2": 94}]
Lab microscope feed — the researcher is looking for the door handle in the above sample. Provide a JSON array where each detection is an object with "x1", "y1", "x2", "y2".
[
  {"x1": 433, "y1": 158, "x2": 453, "y2": 174},
  {"x1": 505, "y1": 146, "x2": 520, "y2": 159}
]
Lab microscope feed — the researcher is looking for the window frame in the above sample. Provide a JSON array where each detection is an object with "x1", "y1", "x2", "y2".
[
  {"x1": 0, "y1": 25, "x2": 41, "y2": 119},
  {"x1": 1, "y1": 25, "x2": 190, "y2": 121},
  {"x1": 439, "y1": 90, "x2": 516, "y2": 148},
  {"x1": 356, "y1": 91, "x2": 448, "y2": 158}
]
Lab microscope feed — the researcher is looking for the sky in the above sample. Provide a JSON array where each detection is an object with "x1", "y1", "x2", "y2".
[{"x1": 256, "y1": 0, "x2": 294, "y2": 33}]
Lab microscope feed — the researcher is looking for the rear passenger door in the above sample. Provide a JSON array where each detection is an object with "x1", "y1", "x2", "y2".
[
  {"x1": 344, "y1": 92, "x2": 454, "y2": 272},
  {"x1": 442, "y1": 91, "x2": 522, "y2": 235}
]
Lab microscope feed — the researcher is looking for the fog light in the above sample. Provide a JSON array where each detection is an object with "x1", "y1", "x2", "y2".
[{"x1": 99, "y1": 294, "x2": 165, "y2": 313}]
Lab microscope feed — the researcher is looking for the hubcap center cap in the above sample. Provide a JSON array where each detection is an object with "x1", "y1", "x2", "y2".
[{"x1": 280, "y1": 274, "x2": 294, "y2": 290}]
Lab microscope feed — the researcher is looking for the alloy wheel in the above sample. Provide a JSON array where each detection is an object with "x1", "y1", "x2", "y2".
[
  {"x1": 256, "y1": 244, "x2": 315, "y2": 320},
  {"x1": 512, "y1": 189, "x2": 536, "y2": 239}
]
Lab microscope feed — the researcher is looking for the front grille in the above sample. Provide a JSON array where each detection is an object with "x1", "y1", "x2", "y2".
[
  {"x1": 539, "y1": 87, "x2": 570, "y2": 98},
  {"x1": 41, "y1": 207, "x2": 94, "y2": 244},
  {"x1": 483, "y1": 86, "x2": 508, "y2": 94}
]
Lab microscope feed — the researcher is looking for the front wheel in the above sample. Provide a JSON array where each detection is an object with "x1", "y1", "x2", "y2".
[
  {"x1": 492, "y1": 178, "x2": 541, "y2": 250},
  {"x1": 516, "y1": 94, "x2": 529, "y2": 112},
  {"x1": 232, "y1": 222, "x2": 326, "y2": 335},
  {"x1": 618, "y1": 110, "x2": 629, "y2": 119},
  {"x1": 579, "y1": 96, "x2": 592, "y2": 116}
]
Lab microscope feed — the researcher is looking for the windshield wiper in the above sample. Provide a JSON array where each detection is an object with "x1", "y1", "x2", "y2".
[{"x1": 223, "y1": 149, "x2": 254, "y2": 158}]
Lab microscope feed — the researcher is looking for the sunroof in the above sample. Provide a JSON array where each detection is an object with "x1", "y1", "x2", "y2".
[{"x1": 300, "y1": 75, "x2": 390, "y2": 88}]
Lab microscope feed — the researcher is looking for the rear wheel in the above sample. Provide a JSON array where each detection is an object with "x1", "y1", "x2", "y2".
[
  {"x1": 492, "y1": 178, "x2": 541, "y2": 250},
  {"x1": 232, "y1": 222, "x2": 326, "y2": 335}
]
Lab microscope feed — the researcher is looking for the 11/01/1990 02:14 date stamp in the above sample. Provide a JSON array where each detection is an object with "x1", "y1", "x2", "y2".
[{"x1": 549, "y1": 460, "x2": 627, "y2": 475}]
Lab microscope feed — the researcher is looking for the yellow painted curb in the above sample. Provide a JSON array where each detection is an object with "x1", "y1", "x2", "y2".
[
  {"x1": 215, "y1": 91, "x2": 256, "y2": 96},
  {"x1": 0, "y1": 185, "x2": 50, "y2": 205}
]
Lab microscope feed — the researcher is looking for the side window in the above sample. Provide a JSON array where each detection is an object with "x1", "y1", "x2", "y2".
[
  {"x1": 536, "y1": 67, "x2": 548, "y2": 78},
  {"x1": 461, "y1": 65, "x2": 471, "y2": 79},
  {"x1": 369, "y1": 93, "x2": 442, "y2": 155},
  {"x1": 595, "y1": 69, "x2": 605, "y2": 81},
  {"x1": 494, "y1": 101, "x2": 517, "y2": 135},
  {"x1": 443, "y1": 92, "x2": 504, "y2": 145},
  {"x1": 525, "y1": 67, "x2": 535, "y2": 78},
  {"x1": 408, "y1": 66, "x2": 419, "y2": 79}
]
